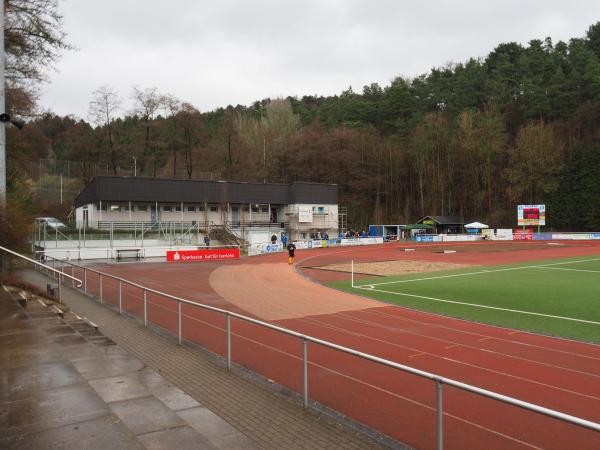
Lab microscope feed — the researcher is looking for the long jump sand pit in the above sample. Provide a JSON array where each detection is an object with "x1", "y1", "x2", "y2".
[
  {"x1": 311, "y1": 259, "x2": 474, "y2": 277},
  {"x1": 209, "y1": 263, "x2": 381, "y2": 321}
]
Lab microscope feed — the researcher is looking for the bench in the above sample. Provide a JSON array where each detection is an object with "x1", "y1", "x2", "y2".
[{"x1": 114, "y1": 248, "x2": 143, "y2": 260}]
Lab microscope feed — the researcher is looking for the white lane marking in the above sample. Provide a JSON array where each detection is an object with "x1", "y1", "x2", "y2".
[
  {"x1": 183, "y1": 311, "x2": 542, "y2": 449},
  {"x1": 356, "y1": 286, "x2": 600, "y2": 326},
  {"x1": 331, "y1": 310, "x2": 600, "y2": 378},
  {"x1": 530, "y1": 266, "x2": 600, "y2": 273},
  {"x1": 357, "y1": 308, "x2": 600, "y2": 362},
  {"x1": 355, "y1": 257, "x2": 600, "y2": 287},
  {"x1": 299, "y1": 315, "x2": 600, "y2": 401}
]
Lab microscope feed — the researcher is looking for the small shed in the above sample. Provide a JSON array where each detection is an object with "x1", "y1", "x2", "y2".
[
  {"x1": 369, "y1": 223, "x2": 434, "y2": 239},
  {"x1": 417, "y1": 216, "x2": 464, "y2": 234}
]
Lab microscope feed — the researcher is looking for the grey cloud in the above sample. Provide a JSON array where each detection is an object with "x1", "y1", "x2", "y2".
[{"x1": 41, "y1": 0, "x2": 600, "y2": 118}]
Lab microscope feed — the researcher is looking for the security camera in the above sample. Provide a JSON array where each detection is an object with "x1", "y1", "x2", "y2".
[{"x1": 0, "y1": 113, "x2": 25, "y2": 130}]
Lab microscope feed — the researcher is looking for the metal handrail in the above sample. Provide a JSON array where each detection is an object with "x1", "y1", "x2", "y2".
[
  {"x1": 0, "y1": 245, "x2": 83, "y2": 303},
  {"x1": 41, "y1": 255, "x2": 600, "y2": 448},
  {"x1": 1, "y1": 246, "x2": 82, "y2": 286}
]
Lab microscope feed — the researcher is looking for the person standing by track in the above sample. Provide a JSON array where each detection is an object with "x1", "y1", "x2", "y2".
[{"x1": 287, "y1": 241, "x2": 296, "y2": 265}]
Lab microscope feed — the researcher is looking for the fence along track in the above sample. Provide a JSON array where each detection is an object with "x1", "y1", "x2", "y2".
[{"x1": 23, "y1": 252, "x2": 600, "y2": 449}]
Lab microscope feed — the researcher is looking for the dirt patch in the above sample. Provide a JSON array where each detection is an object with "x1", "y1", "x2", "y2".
[
  {"x1": 416, "y1": 242, "x2": 576, "y2": 253},
  {"x1": 312, "y1": 259, "x2": 473, "y2": 276},
  {"x1": 209, "y1": 263, "x2": 381, "y2": 320}
]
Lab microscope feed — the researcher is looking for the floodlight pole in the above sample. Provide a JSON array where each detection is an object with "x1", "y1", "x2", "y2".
[{"x1": 0, "y1": 0, "x2": 6, "y2": 209}]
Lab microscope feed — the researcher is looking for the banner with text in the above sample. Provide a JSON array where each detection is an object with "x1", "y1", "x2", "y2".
[
  {"x1": 513, "y1": 228, "x2": 533, "y2": 240},
  {"x1": 167, "y1": 248, "x2": 240, "y2": 262}
]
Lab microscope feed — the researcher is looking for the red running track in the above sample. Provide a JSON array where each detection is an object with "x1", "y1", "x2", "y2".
[{"x1": 63, "y1": 241, "x2": 600, "y2": 449}]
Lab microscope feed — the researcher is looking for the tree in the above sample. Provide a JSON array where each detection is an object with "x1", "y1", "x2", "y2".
[
  {"x1": 505, "y1": 121, "x2": 564, "y2": 205},
  {"x1": 261, "y1": 98, "x2": 300, "y2": 180},
  {"x1": 130, "y1": 86, "x2": 163, "y2": 175},
  {"x1": 4, "y1": 0, "x2": 71, "y2": 115},
  {"x1": 162, "y1": 94, "x2": 181, "y2": 177},
  {"x1": 88, "y1": 86, "x2": 121, "y2": 174},
  {"x1": 178, "y1": 103, "x2": 205, "y2": 179}
]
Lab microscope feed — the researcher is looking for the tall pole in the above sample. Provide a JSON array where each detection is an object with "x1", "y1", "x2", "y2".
[{"x1": 0, "y1": 0, "x2": 6, "y2": 209}]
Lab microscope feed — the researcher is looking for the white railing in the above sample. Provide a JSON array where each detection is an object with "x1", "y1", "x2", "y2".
[
  {"x1": 35, "y1": 254, "x2": 600, "y2": 449},
  {"x1": 34, "y1": 244, "x2": 240, "y2": 261},
  {"x1": 0, "y1": 246, "x2": 82, "y2": 302}
]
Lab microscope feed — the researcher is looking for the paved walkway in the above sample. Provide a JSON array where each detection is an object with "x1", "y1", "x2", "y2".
[
  {"x1": 0, "y1": 284, "x2": 254, "y2": 449},
  {"x1": 14, "y1": 269, "x2": 391, "y2": 450}
]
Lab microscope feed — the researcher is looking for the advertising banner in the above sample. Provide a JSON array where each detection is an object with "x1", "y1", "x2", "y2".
[
  {"x1": 167, "y1": 248, "x2": 240, "y2": 262},
  {"x1": 513, "y1": 228, "x2": 533, "y2": 241},
  {"x1": 415, "y1": 235, "x2": 434, "y2": 243},
  {"x1": 307, "y1": 240, "x2": 327, "y2": 248},
  {"x1": 440, "y1": 235, "x2": 479, "y2": 242},
  {"x1": 340, "y1": 237, "x2": 384, "y2": 246},
  {"x1": 496, "y1": 229, "x2": 513, "y2": 240},
  {"x1": 517, "y1": 204, "x2": 546, "y2": 226},
  {"x1": 298, "y1": 206, "x2": 313, "y2": 223}
]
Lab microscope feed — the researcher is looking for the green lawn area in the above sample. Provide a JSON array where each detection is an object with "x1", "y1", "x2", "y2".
[{"x1": 330, "y1": 256, "x2": 600, "y2": 343}]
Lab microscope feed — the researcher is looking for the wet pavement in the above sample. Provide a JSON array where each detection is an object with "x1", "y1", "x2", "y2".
[
  {"x1": 12, "y1": 268, "x2": 392, "y2": 450},
  {"x1": 0, "y1": 285, "x2": 258, "y2": 449}
]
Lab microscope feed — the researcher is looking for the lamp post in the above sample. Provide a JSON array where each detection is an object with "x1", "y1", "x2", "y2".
[
  {"x1": 132, "y1": 156, "x2": 137, "y2": 177},
  {"x1": 0, "y1": 0, "x2": 6, "y2": 209},
  {"x1": 0, "y1": 2, "x2": 23, "y2": 210}
]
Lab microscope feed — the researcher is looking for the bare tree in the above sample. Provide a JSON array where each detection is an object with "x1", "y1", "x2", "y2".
[
  {"x1": 131, "y1": 86, "x2": 163, "y2": 175},
  {"x1": 163, "y1": 94, "x2": 182, "y2": 177},
  {"x1": 5, "y1": 0, "x2": 72, "y2": 115},
  {"x1": 179, "y1": 103, "x2": 204, "y2": 179},
  {"x1": 89, "y1": 86, "x2": 121, "y2": 174}
]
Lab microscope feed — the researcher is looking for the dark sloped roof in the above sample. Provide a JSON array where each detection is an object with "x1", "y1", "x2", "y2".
[
  {"x1": 418, "y1": 215, "x2": 464, "y2": 225},
  {"x1": 74, "y1": 176, "x2": 337, "y2": 207}
]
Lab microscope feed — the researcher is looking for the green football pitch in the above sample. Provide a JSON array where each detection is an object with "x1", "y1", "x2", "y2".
[{"x1": 330, "y1": 255, "x2": 600, "y2": 343}]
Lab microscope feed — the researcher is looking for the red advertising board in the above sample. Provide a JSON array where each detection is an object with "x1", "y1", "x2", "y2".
[
  {"x1": 513, "y1": 228, "x2": 533, "y2": 241},
  {"x1": 166, "y1": 248, "x2": 240, "y2": 262}
]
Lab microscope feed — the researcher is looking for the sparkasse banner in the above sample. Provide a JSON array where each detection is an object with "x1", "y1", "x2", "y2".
[{"x1": 167, "y1": 248, "x2": 240, "y2": 262}]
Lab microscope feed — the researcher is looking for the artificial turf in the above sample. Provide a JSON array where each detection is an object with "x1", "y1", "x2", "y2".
[{"x1": 330, "y1": 255, "x2": 600, "y2": 343}]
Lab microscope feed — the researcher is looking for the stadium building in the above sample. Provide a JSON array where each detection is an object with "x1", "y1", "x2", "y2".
[{"x1": 73, "y1": 176, "x2": 339, "y2": 240}]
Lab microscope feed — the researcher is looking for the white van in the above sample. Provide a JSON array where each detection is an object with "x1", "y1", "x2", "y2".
[{"x1": 36, "y1": 217, "x2": 67, "y2": 230}]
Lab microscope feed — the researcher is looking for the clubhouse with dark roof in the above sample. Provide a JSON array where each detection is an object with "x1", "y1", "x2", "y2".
[{"x1": 74, "y1": 176, "x2": 340, "y2": 240}]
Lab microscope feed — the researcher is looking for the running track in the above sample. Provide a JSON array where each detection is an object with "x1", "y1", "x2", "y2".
[{"x1": 65, "y1": 241, "x2": 600, "y2": 449}]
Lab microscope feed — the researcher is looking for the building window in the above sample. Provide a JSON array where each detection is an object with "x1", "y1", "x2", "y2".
[
  {"x1": 198, "y1": 206, "x2": 205, "y2": 212},
  {"x1": 110, "y1": 205, "x2": 121, "y2": 211},
  {"x1": 137, "y1": 205, "x2": 148, "y2": 212},
  {"x1": 260, "y1": 206, "x2": 269, "y2": 213},
  {"x1": 243, "y1": 206, "x2": 249, "y2": 212},
  {"x1": 163, "y1": 205, "x2": 172, "y2": 212},
  {"x1": 313, "y1": 206, "x2": 326, "y2": 215},
  {"x1": 232, "y1": 207, "x2": 239, "y2": 212},
  {"x1": 176, "y1": 205, "x2": 182, "y2": 212},
  {"x1": 97, "y1": 204, "x2": 107, "y2": 211},
  {"x1": 251, "y1": 206, "x2": 259, "y2": 213},
  {"x1": 187, "y1": 206, "x2": 196, "y2": 212},
  {"x1": 210, "y1": 206, "x2": 218, "y2": 212}
]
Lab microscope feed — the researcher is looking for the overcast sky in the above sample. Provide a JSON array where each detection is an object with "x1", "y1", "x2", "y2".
[{"x1": 39, "y1": 0, "x2": 600, "y2": 119}]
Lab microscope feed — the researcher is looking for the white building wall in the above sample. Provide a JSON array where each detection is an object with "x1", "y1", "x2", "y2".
[
  {"x1": 285, "y1": 203, "x2": 339, "y2": 240},
  {"x1": 76, "y1": 201, "x2": 339, "y2": 236}
]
